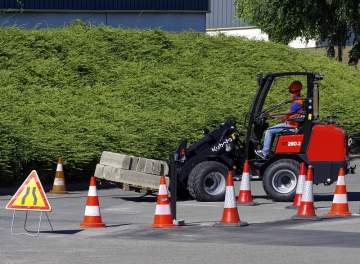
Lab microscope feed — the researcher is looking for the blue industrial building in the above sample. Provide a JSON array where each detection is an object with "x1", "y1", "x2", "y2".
[
  {"x1": 206, "y1": 0, "x2": 248, "y2": 30},
  {"x1": 0, "y1": 0, "x2": 209, "y2": 32},
  {"x1": 205, "y1": 0, "x2": 269, "y2": 42}
]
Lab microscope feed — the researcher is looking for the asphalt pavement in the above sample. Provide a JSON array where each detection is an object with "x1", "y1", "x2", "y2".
[{"x1": 0, "y1": 158, "x2": 359, "y2": 264}]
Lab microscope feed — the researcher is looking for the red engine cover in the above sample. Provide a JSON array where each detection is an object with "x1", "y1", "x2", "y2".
[
  {"x1": 275, "y1": 134, "x2": 304, "y2": 153},
  {"x1": 307, "y1": 124, "x2": 346, "y2": 162}
]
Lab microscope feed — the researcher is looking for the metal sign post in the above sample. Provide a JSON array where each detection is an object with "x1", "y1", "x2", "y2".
[
  {"x1": 169, "y1": 153, "x2": 178, "y2": 221},
  {"x1": 10, "y1": 210, "x2": 54, "y2": 237}
]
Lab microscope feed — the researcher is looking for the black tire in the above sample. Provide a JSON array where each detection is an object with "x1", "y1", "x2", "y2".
[
  {"x1": 187, "y1": 161, "x2": 228, "y2": 202},
  {"x1": 262, "y1": 159, "x2": 299, "y2": 202}
]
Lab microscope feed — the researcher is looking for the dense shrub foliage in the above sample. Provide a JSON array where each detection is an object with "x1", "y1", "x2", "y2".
[{"x1": 0, "y1": 24, "x2": 359, "y2": 184}]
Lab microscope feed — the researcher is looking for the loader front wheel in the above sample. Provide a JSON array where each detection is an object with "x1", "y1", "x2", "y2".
[
  {"x1": 187, "y1": 161, "x2": 228, "y2": 202},
  {"x1": 262, "y1": 159, "x2": 299, "y2": 202}
]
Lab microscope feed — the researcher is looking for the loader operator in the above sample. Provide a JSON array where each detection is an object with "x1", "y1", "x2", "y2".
[{"x1": 255, "y1": 81, "x2": 304, "y2": 159}]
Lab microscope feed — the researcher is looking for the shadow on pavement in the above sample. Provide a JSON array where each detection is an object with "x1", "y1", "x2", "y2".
[
  {"x1": 115, "y1": 196, "x2": 156, "y2": 203},
  {"x1": 105, "y1": 224, "x2": 132, "y2": 228},
  {"x1": 253, "y1": 195, "x2": 271, "y2": 199},
  {"x1": 40, "y1": 229, "x2": 83, "y2": 235},
  {"x1": 118, "y1": 217, "x2": 360, "y2": 248},
  {"x1": 315, "y1": 192, "x2": 360, "y2": 202}
]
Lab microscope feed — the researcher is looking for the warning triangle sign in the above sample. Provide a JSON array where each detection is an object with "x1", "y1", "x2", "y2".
[{"x1": 6, "y1": 170, "x2": 51, "y2": 211}]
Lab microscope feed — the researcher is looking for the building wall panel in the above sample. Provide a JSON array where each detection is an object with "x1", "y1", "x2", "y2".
[
  {"x1": 206, "y1": 0, "x2": 248, "y2": 29},
  {"x1": 0, "y1": 12, "x2": 206, "y2": 31}
]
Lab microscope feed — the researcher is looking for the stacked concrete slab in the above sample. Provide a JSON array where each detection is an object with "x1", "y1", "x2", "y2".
[{"x1": 95, "y1": 151, "x2": 169, "y2": 191}]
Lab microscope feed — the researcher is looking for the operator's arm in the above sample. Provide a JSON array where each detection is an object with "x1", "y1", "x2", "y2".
[
  {"x1": 268, "y1": 98, "x2": 303, "y2": 121},
  {"x1": 281, "y1": 97, "x2": 304, "y2": 122}
]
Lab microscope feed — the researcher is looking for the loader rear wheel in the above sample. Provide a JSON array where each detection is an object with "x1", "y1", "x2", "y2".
[
  {"x1": 262, "y1": 159, "x2": 299, "y2": 202},
  {"x1": 187, "y1": 161, "x2": 228, "y2": 202}
]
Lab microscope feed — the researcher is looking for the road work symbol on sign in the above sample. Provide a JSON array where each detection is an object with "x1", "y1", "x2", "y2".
[{"x1": 6, "y1": 170, "x2": 51, "y2": 212}]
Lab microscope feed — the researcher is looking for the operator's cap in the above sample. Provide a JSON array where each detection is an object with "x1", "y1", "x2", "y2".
[{"x1": 288, "y1": 81, "x2": 302, "y2": 94}]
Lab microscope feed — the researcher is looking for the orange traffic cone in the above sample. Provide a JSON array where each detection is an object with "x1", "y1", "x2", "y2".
[
  {"x1": 217, "y1": 170, "x2": 247, "y2": 226},
  {"x1": 287, "y1": 162, "x2": 306, "y2": 209},
  {"x1": 151, "y1": 175, "x2": 175, "y2": 228},
  {"x1": 50, "y1": 157, "x2": 67, "y2": 194},
  {"x1": 326, "y1": 168, "x2": 351, "y2": 217},
  {"x1": 237, "y1": 160, "x2": 257, "y2": 206},
  {"x1": 80, "y1": 176, "x2": 106, "y2": 228},
  {"x1": 292, "y1": 165, "x2": 320, "y2": 221}
]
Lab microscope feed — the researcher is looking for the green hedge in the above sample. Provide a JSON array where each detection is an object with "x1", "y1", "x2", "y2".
[{"x1": 0, "y1": 24, "x2": 359, "y2": 184}]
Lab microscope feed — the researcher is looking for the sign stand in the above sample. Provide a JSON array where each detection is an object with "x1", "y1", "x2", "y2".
[{"x1": 10, "y1": 210, "x2": 54, "y2": 237}]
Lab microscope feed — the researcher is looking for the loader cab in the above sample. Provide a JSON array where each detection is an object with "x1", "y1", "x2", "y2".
[{"x1": 244, "y1": 72, "x2": 322, "y2": 161}]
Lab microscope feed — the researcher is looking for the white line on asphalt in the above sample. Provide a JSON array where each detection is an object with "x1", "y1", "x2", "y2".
[{"x1": 316, "y1": 207, "x2": 331, "y2": 210}]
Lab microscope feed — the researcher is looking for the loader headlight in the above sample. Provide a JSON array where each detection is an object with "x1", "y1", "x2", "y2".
[{"x1": 230, "y1": 133, "x2": 237, "y2": 140}]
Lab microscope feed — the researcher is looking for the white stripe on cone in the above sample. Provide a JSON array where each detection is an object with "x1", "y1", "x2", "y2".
[
  {"x1": 337, "y1": 176, "x2": 345, "y2": 185},
  {"x1": 56, "y1": 164, "x2": 63, "y2": 171},
  {"x1": 158, "y1": 185, "x2": 168, "y2": 195},
  {"x1": 301, "y1": 181, "x2": 313, "y2": 202},
  {"x1": 155, "y1": 204, "x2": 171, "y2": 215},
  {"x1": 53, "y1": 178, "x2": 65, "y2": 185},
  {"x1": 295, "y1": 175, "x2": 305, "y2": 194},
  {"x1": 333, "y1": 194, "x2": 348, "y2": 203},
  {"x1": 84, "y1": 206, "x2": 101, "y2": 216},
  {"x1": 88, "y1": 186, "x2": 98, "y2": 197},
  {"x1": 224, "y1": 186, "x2": 236, "y2": 208},
  {"x1": 240, "y1": 172, "x2": 250, "y2": 190}
]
